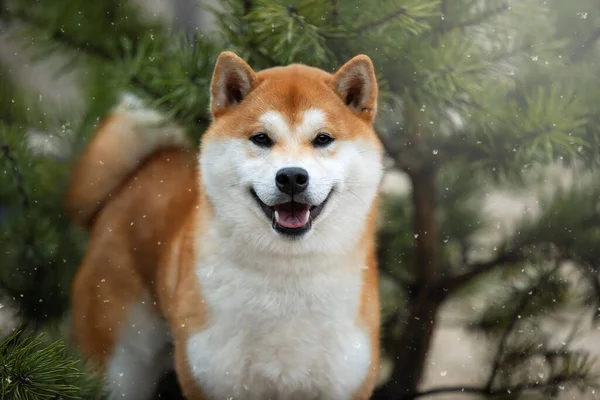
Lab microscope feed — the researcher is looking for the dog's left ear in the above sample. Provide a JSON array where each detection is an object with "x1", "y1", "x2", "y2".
[
  {"x1": 210, "y1": 51, "x2": 257, "y2": 117},
  {"x1": 332, "y1": 55, "x2": 378, "y2": 122}
]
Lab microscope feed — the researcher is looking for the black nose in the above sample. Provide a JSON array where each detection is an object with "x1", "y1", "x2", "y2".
[{"x1": 275, "y1": 167, "x2": 309, "y2": 195}]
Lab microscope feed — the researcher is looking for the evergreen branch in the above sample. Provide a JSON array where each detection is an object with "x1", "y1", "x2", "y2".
[
  {"x1": 570, "y1": 26, "x2": 600, "y2": 62},
  {"x1": 1, "y1": 143, "x2": 29, "y2": 210},
  {"x1": 414, "y1": 42, "x2": 531, "y2": 99},
  {"x1": 573, "y1": 260, "x2": 600, "y2": 320},
  {"x1": 401, "y1": 263, "x2": 579, "y2": 400},
  {"x1": 0, "y1": 143, "x2": 44, "y2": 263},
  {"x1": 1, "y1": 7, "x2": 212, "y2": 128},
  {"x1": 485, "y1": 262, "x2": 562, "y2": 392},
  {"x1": 44, "y1": 30, "x2": 162, "y2": 104},
  {"x1": 355, "y1": 7, "x2": 408, "y2": 34},
  {"x1": 439, "y1": 96, "x2": 589, "y2": 166},
  {"x1": 129, "y1": 76, "x2": 184, "y2": 118},
  {"x1": 241, "y1": 0, "x2": 279, "y2": 67},
  {"x1": 400, "y1": 373, "x2": 591, "y2": 399},
  {"x1": 0, "y1": 142, "x2": 56, "y2": 326},
  {"x1": 486, "y1": 288, "x2": 532, "y2": 391},
  {"x1": 0, "y1": 6, "x2": 121, "y2": 60},
  {"x1": 442, "y1": 1, "x2": 509, "y2": 33},
  {"x1": 46, "y1": 24, "x2": 115, "y2": 61},
  {"x1": 437, "y1": 250, "x2": 522, "y2": 295},
  {"x1": 0, "y1": 329, "x2": 102, "y2": 398},
  {"x1": 488, "y1": 41, "x2": 532, "y2": 63},
  {"x1": 437, "y1": 242, "x2": 573, "y2": 300}
]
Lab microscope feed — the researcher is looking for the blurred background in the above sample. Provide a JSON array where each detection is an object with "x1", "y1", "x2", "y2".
[{"x1": 1, "y1": 0, "x2": 600, "y2": 399}]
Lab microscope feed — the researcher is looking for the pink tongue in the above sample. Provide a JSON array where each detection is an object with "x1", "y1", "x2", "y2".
[{"x1": 275, "y1": 202, "x2": 311, "y2": 229}]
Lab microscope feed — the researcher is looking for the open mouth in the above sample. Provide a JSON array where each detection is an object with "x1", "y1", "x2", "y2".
[{"x1": 250, "y1": 189, "x2": 332, "y2": 238}]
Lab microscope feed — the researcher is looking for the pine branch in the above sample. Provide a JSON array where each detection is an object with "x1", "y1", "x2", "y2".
[
  {"x1": 437, "y1": 250, "x2": 522, "y2": 296},
  {"x1": 0, "y1": 143, "x2": 44, "y2": 263},
  {"x1": 399, "y1": 263, "x2": 585, "y2": 400},
  {"x1": 0, "y1": 329, "x2": 102, "y2": 399},
  {"x1": 1, "y1": 6, "x2": 212, "y2": 129},
  {"x1": 570, "y1": 26, "x2": 600, "y2": 62},
  {"x1": 0, "y1": 142, "x2": 66, "y2": 326},
  {"x1": 40, "y1": 24, "x2": 165, "y2": 106},
  {"x1": 488, "y1": 41, "x2": 532, "y2": 63},
  {"x1": 46, "y1": 24, "x2": 115, "y2": 61},
  {"x1": 239, "y1": 0, "x2": 279, "y2": 67},
  {"x1": 574, "y1": 261, "x2": 600, "y2": 321},
  {"x1": 485, "y1": 262, "x2": 562, "y2": 392},
  {"x1": 355, "y1": 6, "x2": 408, "y2": 34},
  {"x1": 0, "y1": 5, "x2": 129, "y2": 60},
  {"x1": 1, "y1": 144, "x2": 29, "y2": 210},
  {"x1": 400, "y1": 373, "x2": 591, "y2": 399},
  {"x1": 486, "y1": 287, "x2": 532, "y2": 390},
  {"x1": 411, "y1": 41, "x2": 532, "y2": 106},
  {"x1": 442, "y1": 1, "x2": 509, "y2": 33}
]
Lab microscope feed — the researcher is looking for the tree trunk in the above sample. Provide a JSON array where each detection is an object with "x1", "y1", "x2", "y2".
[{"x1": 373, "y1": 166, "x2": 442, "y2": 399}]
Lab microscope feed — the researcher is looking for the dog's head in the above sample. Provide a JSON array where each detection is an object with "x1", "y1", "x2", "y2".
[{"x1": 200, "y1": 52, "x2": 383, "y2": 255}]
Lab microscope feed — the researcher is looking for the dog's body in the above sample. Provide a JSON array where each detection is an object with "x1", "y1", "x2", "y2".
[{"x1": 67, "y1": 53, "x2": 383, "y2": 400}]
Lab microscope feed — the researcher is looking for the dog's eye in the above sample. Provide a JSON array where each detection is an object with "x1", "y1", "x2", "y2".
[
  {"x1": 250, "y1": 133, "x2": 273, "y2": 148},
  {"x1": 312, "y1": 133, "x2": 335, "y2": 148}
]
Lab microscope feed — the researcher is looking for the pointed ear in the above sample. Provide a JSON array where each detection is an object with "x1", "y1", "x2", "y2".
[
  {"x1": 331, "y1": 55, "x2": 378, "y2": 122},
  {"x1": 210, "y1": 51, "x2": 257, "y2": 117}
]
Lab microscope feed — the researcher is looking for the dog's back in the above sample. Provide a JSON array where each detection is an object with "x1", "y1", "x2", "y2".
[{"x1": 66, "y1": 100, "x2": 197, "y2": 395}]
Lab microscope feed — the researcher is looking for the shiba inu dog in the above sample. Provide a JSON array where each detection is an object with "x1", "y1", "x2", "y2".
[{"x1": 66, "y1": 51, "x2": 383, "y2": 400}]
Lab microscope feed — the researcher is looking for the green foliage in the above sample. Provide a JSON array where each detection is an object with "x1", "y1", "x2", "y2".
[
  {"x1": 0, "y1": 67, "x2": 28, "y2": 127},
  {"x1": 0, "y1": 63, "x2": 87, "y2": 325},
  {"x1": 4, "y1": 0, "x2": 218, "y2": 138},
  {"x1": 466, "y1": 263, "x2": 598, "y2": 400},
  {"x1": 111, "y1": 32, "x2": 218, "y2": 139},
  {"x1": 508, "y1": 175, "x2": 600, "y2": 261},
  {"x1": 7, "y1": 0, "x2": 160, "y2": 62},
  {"x1": 468, "y1": 263, "x2": 572, "y2": 334},
  {"x1": 378, "y1": 193, "x2": 413, "y2": 282},
  {"x1": 0, "y1": 329, "x2": 103, "y2": 399},
  {"x1": 380, "y1": 165, "x2": 488, "y2": 283}
]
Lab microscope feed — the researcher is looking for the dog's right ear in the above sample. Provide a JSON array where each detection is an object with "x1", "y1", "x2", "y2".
[{"x1": 210, "y1": 51, "x2": 257, "y2": 117}]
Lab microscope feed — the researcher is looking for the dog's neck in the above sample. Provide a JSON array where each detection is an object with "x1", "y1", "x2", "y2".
[
  {"x1": 214, "y1": 227, "x2": 361, "y2": 275},
  {"x1": 194, "y1": 212, "x2": 364, "y2": 280},
  {"x1": 193, "y1": 180, "x2": 374, "y2": 281}
]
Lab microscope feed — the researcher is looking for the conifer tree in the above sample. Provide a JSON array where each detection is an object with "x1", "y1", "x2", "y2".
[{"x1": 1, "y1": 0, "x2": 600, "y2": 398}]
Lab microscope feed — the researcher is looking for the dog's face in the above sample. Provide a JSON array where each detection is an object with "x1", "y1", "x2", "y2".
[{"x1": 200, "y1": 53, "x2": 383, "y2": 255}]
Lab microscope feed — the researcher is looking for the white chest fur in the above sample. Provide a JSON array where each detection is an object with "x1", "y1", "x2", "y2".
[{"x1": 185, "y1": 253, "x2": 371, "y2": 400}]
